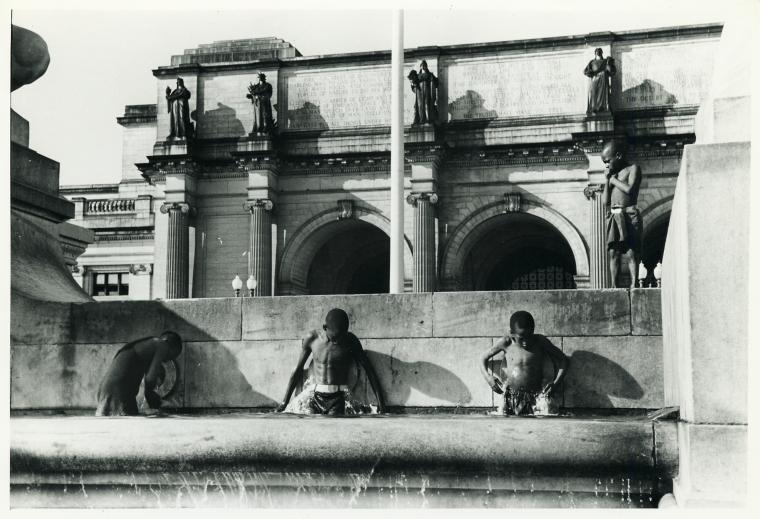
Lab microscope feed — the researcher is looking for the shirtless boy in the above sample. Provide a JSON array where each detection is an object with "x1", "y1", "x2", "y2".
[
  {"x1": 479, "y1": 311, "x2": 568, "y2": 416},
  {"x1": 96, "y1": 331, "x2": 182, "y2": 416},
  {"x1": 601, "y1": 140, "x2": 643, "y2": 287},
  {"x1": 276, "y1": 308, "x2": 386, "y2": 415}
]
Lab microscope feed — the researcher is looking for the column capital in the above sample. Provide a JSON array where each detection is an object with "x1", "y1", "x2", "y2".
[
  {"x1": 406, "y1": 192, "x2": 439, "y2": 207},
  {"x1": 243, "y1": 198, "x2": 274, "y2": 212},
  {"x1": 129, "y1": 263, "x2": 153, "y2": 275},
  {"x1": 583, "y1": 184, "x2": 605, "y2": 200},
  {"x1": 160, "y1": 201, "x2": 193, "y2": 214}
]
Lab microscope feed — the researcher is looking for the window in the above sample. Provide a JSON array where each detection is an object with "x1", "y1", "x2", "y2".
[{"x1": 93, "y1": 273, "x2": 129, "y2": 296}]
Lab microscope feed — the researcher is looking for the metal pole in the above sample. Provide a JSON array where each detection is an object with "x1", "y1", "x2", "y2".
[{"x1": 389, "y1": 9, "x2": 405, "y2": 294}]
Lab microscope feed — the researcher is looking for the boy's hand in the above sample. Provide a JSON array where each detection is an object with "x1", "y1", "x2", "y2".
[
  {"x1": 486, "y1": 375, "x2": 504, "y2": 394},
  {"x1": 542, "y1": 382, "x2": 555, "y2": 397},
  {"x1": 145, "y1": 391, "x2": 162, "y2": 409}
]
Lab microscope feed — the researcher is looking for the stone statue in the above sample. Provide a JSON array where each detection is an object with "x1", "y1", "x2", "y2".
[
  {"x1": 407, "y1": 69, "x2": 421, "y2": 125},
  {"x1": 11, "y1": 25, "x2": 50, "y2": 92},
  {"x1": 601, "y1": 141, "x2": 643, "y2": 287},
  {"x1": 414, "y1": 60, "x2": 438, "y2": 125},
  {"x1": 165, "y1": 78, "x2": 193, "y2": 140},
  {"x1": 246, "y1": 72, "x2": 275, "y2": 134},
  {"x1": 583, "y1": 48, "x2": 617, "y2": 114}
]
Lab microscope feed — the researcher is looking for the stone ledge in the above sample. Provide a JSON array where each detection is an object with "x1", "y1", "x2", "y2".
[{"x1": 10, "y1": 415, "x2": 675, "y2": 477}]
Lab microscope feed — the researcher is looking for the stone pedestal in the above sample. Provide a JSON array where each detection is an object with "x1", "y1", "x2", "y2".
[
  {"x1": 583, "y1": 184, "x2": 611, "y2": 289},
  {"x1": 407, "y1": 193, "x2": 437, "y2": 292},
  {"x1": 661, "y1": 16, "x2": 751, "y2": 508},
  {"x1": 160, "y1": 202, "x2": 191, "y2": 299},
  {"x1": 244, "y1": 199, "x2": 274, "y2": 297},
  {"x1": 152, "y1": 138, "x2": 190, "y2": 156}
]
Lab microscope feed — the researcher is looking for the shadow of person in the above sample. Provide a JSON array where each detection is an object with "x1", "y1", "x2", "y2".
[
  {"x1": 350, "y1": 351, "x2": 473, "y2": 407},
  {"x1": 201, "y1": 102, "x2": 246, "y2": 137},
  {"x1": 564, "y1": 350, "x2": 644, "y2": 408},
  {"x1": 448, "y1": 90, "x2": 498, "y2": 120},
  {"x1": 178, "y1": 341, "x2": 279, "y2": 409}
]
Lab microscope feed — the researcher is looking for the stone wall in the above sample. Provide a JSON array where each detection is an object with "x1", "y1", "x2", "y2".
[{"x1": 11, "y1": 289, "x2": 662, "y2": 412}]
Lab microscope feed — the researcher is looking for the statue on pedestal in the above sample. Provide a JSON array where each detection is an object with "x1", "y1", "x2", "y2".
[
  {"x1": 584, "y1": 48, "x2": 616, "y2": 115},
  {"x1": 246, "y1": 72, "x2": 275, "y2": 134},
  {"x1": 165, "y1": 78, "x2": 193, "y2": 140},
  {"x1": 410, "y1": 60, "x2": 438, "y2": 125},
  {"x1": 602, "y1": 141, "x2": 643, "y2": 287}
]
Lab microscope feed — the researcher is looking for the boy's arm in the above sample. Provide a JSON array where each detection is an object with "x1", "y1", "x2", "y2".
[
  {"x1": 480, "y1": 337, "x2": 509, "y2": 393},
  {"x1": 609, "y1": 165, "x2": 640, "y2": 195},
  {"x1": 144, "y1": 338, "x2": 169, "y2": 409},
  {"x1": 276, "y1": 331, "x2": 315, "y2": 412},
  {"x1": 540, "y1": 337, "x2": 569, "y2": 396},
  {"x1": 351, "y1": 336, "x2": 386, "y2": 413}
]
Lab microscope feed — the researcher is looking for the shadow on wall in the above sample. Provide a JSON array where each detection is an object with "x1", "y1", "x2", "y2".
[
  {"x1": 200, "y1": 102, "x2": 246, "y2": 137},
  {"x1": 286, "y1": 102, "x2": 329, "y2": 131},
  {"x1": 564, "y1": 351, "x2": 644, "y2": 408},
  {"x1": 448, "y1": 90, "x2": 498, "y2": 121},
  {"x1": 364, "y1": 351, "x2": 473, "y2": 406},
  {"x1": 621, "y1": 79, "x2": 678, "y2": 108}
]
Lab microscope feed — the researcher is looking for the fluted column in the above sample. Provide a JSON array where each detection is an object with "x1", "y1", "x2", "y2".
[
  {"x1": 244, "y1": 199, "x2": 274, "y2": 296},
  {"x1": 584, "y1": 184, "x2": 611, "y2": 288},
  {"x1": 160, "y1": 202, "x2": 191, "y2": 299},
  {"x1": 407, "y1": 192, "x2": 438, "y2": 292}
]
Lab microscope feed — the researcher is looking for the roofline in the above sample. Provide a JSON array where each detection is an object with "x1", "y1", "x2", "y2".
[{"x1": 153, "y1": 22, "x2": 723, "y2": 76}]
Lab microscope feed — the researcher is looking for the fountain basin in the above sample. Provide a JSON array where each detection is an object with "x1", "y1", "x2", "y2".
[{"x1": 11, "y1": 414, "x2": 676, "y2": 508}]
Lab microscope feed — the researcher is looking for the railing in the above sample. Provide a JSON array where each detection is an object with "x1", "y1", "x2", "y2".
[{"x1": 85, "y1": 199, "x2": 136, "y2": 214}]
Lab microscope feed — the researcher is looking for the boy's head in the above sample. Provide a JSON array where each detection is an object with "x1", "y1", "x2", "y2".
[
  {"x1": 323, "y1": 308, "x2": 349, "y2": 341},
  {"x1": 509, "y1": 311, "x2": 535, "y2": 345},
  {"x1": 159, "y1": 331, "x2": 183, "y2": 359}
]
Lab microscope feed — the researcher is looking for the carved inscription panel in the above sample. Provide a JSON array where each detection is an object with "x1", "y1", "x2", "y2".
[
  {"x1": 613, "y1": 39, "x2": 718, "y2": 109},
  {"x1": 445, "y1": 49, "x2": 588, "y2": 120},
  {"x1": 282, "y1": 64, "x2": 418, "y2": 130}
]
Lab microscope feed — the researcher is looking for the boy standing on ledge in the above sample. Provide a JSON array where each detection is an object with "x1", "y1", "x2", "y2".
[
  {"x1": 480, "y1": 311, "x2": 568, "y2": 416},
  {"x1": 276, "y1": 308, "x2": 386, "y2": 415}
]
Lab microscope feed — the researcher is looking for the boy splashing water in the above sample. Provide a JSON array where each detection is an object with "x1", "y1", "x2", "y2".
[
  {"x1": 276, "y1": 308, "x2": 386, "y2": 415},
  {"x1": 479, "y1": 311, "x2": 568, "y2": 416}
]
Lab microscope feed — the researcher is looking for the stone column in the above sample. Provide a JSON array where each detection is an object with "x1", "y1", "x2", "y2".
[
  {"x1": 160, "y1": 202, "x2": 191, "y2": 299},
  {"x1": 407, "y1": 192, "x2": 438, "y2": 292},
  {"x1": 244, "y1": 199, "x2": 274, "y2": 296},
  {"x1": 584, "y1": 184, "x2": 611, "y2": 289}
]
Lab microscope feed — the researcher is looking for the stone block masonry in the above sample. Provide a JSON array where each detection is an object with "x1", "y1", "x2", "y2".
[{"x1": 11, "y1": 289, "x2": 663, "y2": 412}]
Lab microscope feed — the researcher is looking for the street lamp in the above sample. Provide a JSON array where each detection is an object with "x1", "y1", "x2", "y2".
[
  {"x1": 247, "y1": 275, "x2": 258, "y2": 297},
  {"x1": 653, "y1": 262, "x2": 663, "y2": 288},
  {"x1": 637, "y1": 262, "x2": 648, "y2": 288},
  {"x1": 231, "y1": 275, "x2": 243, "y2": 297}
]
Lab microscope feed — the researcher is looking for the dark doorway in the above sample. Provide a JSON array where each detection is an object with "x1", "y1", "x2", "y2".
[
  {"x1": 306, "y1": 220, "x2": 390, "y2": 295},
  {"x1": 462, "y1": 213, "x2": 577, "y2": 291},
  {"x1": 641, "y1": 213, "x2": 670, "y2": 287}
]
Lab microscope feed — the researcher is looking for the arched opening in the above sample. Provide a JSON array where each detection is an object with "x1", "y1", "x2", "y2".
[
  {"x1": 306, "y1": 220, "x2": 390, "y2": 295},
  {"x1": 641, "y1": 213, "x2": 670, "y2": 287},
  {"x1": 461, "y1": 213, "x2": 577, "y2": 291}
]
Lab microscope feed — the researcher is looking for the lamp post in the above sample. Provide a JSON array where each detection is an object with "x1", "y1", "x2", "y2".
[
  {"x1": 638, "y1": 262, "x2": 648, "y2": 288},
  {"x1": 231, "y1": 275, "x2": 243, "y2": 297},
  {"x1": 653, "y1": 262, "x2": 663, "y2": 288},
  {"x1": 247, "y1": 275, "x2": 258, "y2": 297}
]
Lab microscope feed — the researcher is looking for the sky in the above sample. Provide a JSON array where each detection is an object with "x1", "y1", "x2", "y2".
[{"x1": 9, "y1": 0, "x2": 732, "y2": 186}]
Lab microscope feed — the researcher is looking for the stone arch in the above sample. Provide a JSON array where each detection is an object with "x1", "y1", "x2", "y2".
[
  {"x1": 640, "y1": 195, "x2": 674, "y2": 236},
  {"x1": 277, "y1": 204, "x2": 413, "y2": 295},
  {"x1": 639, "y1": 195, "x2": 673, "y2": 285},
  {"x1": 440, "y1": 199, "x2": 590, "y2": 289}
]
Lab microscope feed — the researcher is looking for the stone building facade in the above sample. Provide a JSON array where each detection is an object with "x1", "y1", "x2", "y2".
[{"x1": 61, "y1": 25, "x2": 722, "y2": 300}]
